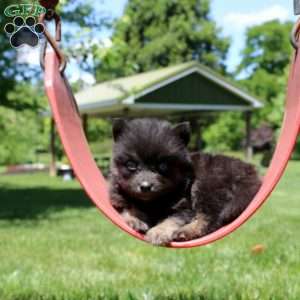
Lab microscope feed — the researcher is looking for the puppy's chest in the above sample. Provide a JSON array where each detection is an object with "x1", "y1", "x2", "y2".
[{"x1": 135, "y1": 195, "x2": 189, "y2": 222}]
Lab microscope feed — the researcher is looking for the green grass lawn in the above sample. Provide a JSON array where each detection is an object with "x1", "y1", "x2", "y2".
[{"x1": 0, "y1": 162, "x2": 299, "y2": 300}]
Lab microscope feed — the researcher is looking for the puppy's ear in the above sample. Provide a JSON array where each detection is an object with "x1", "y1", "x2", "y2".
[
  {"x1": 112, "y1": 118, "x2": 127, "y2": 141},
  {"x1": 173, "y1": 122, "x2": 191, "y2": 145}
]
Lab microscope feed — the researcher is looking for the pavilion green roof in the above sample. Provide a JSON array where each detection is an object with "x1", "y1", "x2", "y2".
[{"x1": 74, "y1": 61, "x2": 263, "y2": 117}]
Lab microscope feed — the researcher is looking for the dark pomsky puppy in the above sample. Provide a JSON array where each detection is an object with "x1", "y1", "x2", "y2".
[
  {"x1": 109, "y1": 118, "x2": 261, "y2": 246},
  {"x1": 109, "y1": 119, "x2": 194, "y2": 232}
]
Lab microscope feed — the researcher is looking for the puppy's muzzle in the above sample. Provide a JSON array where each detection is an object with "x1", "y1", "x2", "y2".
[{"x1": 139, "y1": 181, "x2": 154, "y2": 193}]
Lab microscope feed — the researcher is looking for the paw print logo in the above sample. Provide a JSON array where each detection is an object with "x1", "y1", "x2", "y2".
[{"x1": 4, "y1": 16, "x2": 45, "y2": 48}]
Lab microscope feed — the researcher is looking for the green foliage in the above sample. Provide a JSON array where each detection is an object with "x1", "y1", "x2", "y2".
[
  {"x1": 203, "y1": 112, "x2": 245, "y2": 152},
  {"x1": 237, "y1": 20, "x2": 293, "y2": 77},
  {"x1": 241, "y1": 67, "x2": 288, "y2": 131},
  {"x1": 263, "y1": 68, "x2": 287, "y2": 128},
  {"x1": 0, "y1": 0, "x2": 109, "y2": 165},
  {"x1": 0, "y1": 106, "x2": 41, "y2": 164},
  {"x1": 0, "y1": 1, "x2": 42, "y2": 165},
  {"x1": 95, "y1": 154, "x2": 111, "y2": 177},
  {"x1": 237, "y1": 19, "x2": 292, "y2": 115},
  {"x1": 95, "y1": 0, "x2": 230, "y2": 81},
  {"x1": 0, "y1": 83, "x2": 47, "y2": 165},
  {"x1": 238, "y1": 20, "x2": 293, "y2": 128},
  {"x1": 60, "y1": 0, "x2": 111, "y2": 75},
  {"x1": 6, "y1": 82, "x2": 47, "y2": 111},
  {"x1": 204, "y1": 20, "x2": 292, "y2": 152},
  {"x1": 240, "y1": 70, "x2": 281, "y2": 105},
  {"x1": 86, "y1": 119, "x2": 112, "y2": 142},
  {"x1": 0, "y1": 0, "x2": 18, "y2": 104}
]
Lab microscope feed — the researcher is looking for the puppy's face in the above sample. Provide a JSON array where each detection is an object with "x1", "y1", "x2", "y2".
[{"x1": 111, "y1": 119, "x2": 193, "y2": 202}]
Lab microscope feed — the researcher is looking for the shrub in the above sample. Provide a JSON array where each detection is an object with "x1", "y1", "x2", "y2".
[
  {"x1": 0, "y1": 107, "x2": 41, "y2": 165},
  {"x1": 202, "y1": 112, "x2": 245, "y2": 152}
]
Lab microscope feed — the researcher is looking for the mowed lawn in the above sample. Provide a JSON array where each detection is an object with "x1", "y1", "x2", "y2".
[{"x1": 0, "y1": 162, "x2": 299, "y2": 300}]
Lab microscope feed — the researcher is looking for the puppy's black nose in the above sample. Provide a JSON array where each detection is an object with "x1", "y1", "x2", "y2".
[{"x1": 140, "y1": 181, "x2": 153, "y2": 193}]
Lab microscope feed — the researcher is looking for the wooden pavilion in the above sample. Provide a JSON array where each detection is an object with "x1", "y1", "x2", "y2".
[{"x1": 49, "y1": 61, "x2": 263, "y2": 174}]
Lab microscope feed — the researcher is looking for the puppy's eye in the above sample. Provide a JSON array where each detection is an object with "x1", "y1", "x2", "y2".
[
  {"x1": 158, "y1": 162, "x2": 168, "y2": 173},
  {"x1": 126, "y1": 161, "x2": 138, "y2": 172}
]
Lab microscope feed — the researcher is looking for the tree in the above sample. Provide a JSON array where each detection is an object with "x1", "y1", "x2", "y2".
[
  {"x1": 0, "y1": 0, "x2": 19, "y2": 108},
  {"x1": 238, "y1": 21, "x2": 293, "y2": 127},
  {"x1": 0, "y1": 84, "x2": 46, "y2": 165},
  {"x1": 0, "y1": 0, "x2": 109, "y2": 164},
  {"x1": 203, "y1": 20, "x2": 293, "y2": 153},
  {"x1": 95, "y1": 0, "x2": 230, "y2": 81},
  {"x1": 203, "y1": 112, "x2": 245, "y2": 152},
  {"x1": 237, "y1": 20, "x2": 293, "y2": 78},
  {"x1": 237, "y1": 20, "x2": 292, "y2": 105}
]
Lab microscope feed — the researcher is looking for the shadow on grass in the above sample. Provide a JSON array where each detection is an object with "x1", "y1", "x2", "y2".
[{"x1": 0, "y1": 186, "x2": 92, "y2": 220}]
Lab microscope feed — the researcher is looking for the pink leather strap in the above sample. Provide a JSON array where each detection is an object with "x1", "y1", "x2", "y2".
[{"x1": 44, "y1": 48, "x2": 300, "y2": 248}]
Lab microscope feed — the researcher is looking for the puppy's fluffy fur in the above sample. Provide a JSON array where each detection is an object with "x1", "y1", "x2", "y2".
[{"x1": 109, "y1": 118, "x2": 261, "y2": 245}]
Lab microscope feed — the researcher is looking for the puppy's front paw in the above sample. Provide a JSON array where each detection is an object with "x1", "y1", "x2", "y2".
[
  {"x1": 172, "y1": 228, "x2": 194, "y2": 241},
  {"x1": 145, "y1": 227, "x2": 174, "y2": 246},
  {"x1": 172, "y1": 225, "x2": 204, "y2": 241},
  {"x1": 126, "y1": 217, "x2": 149, "y2": 233},
  {"x1": 173, "y1": 215, "x2": 208, "y2": 242}
]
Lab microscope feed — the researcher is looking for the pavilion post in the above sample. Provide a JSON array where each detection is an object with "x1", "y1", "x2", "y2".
[
  {"x1": 245, "y1": 111, "x2": 253, "y2": 161},
  {"x1": 194, "y1": 119, "x2": 203, "y2": 151},
  {"x1": 49, "y1": 118, "x2": 56, "y2": 177},
  {"x1": 82, "y1": 114, "x2": 89, "y2": 138},
  {"x1": 189, "y1": 118, "x2": 202, "y2": 151}
]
